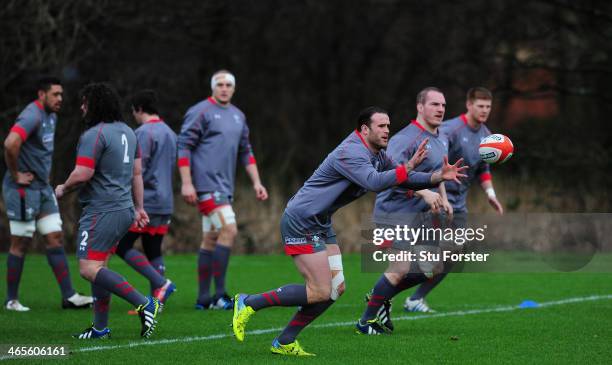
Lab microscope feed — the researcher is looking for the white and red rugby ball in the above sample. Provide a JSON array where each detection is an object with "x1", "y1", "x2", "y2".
[{"x1": 479, "y1": 134, "x2": 514, "y2": 164}]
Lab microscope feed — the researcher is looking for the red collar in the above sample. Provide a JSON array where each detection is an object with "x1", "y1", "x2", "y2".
[
  {"x1": 145, "y1": 118, "x2": 162, "y2": 124},
  {"x1": 460, "y1": 114, "x2": 468, "y2": 125},
  {"x1": 207, "y1": 96, "x2": 217, "y2": 104},
  {"x1": 34, "y1": 100, "x2": 44, "y2": 110},
  {"x1": 355, "y1": 129, "x2": 377, "y2": 153},
  {"x1": 411, "y1": 119, "x2": 426, "y2": 131}
]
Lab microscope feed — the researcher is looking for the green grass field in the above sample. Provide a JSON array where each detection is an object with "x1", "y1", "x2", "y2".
[{"x1": 1, "y1": 253, "x2": 612, "y2": 364}]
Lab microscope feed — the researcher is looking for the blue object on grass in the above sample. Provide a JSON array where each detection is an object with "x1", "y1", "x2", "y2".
[{"x1": 519, "y1": 300, "x2": 540, "y2": 308}]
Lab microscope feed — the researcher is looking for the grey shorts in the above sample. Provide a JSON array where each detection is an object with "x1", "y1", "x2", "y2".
[
  {"x1": 281, "y1": 212, "x2": 337, "y2": 256},
  {"x1": 76, "y1": 208, "x2": 135, "y2": 261},
  {"x1": 2, "y1": 183, "x2": 59, "y2": 221}
]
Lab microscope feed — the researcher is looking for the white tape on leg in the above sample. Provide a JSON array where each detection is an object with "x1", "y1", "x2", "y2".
[
  {"x1": 202, "y1": 215, "x2": 213, "y2": 233},
  {"x1": 9, "y1": 220, "x2": 35, "y2": 238},
  {"x1": 210, "y1": 205, "x2": 236, "y2": 230},
  {"x1": 328, "y1": 254, "x2": 344, "y2": 300},
  {"x1": 36, "y1": 213, "x2": 63, "y2": 235}
]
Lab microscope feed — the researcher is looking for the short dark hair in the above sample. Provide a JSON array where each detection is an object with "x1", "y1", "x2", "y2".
[
  {"x1": 130, "y1": 89, "x2": 159, "y2": 115},
  {"x1": 416, "y1": 87, "x2": 442, "y2": 105},
  {"x1": 37, "y1": 77, "x2": 61, "y2": 92},
  {"x1": 466, "y1": 87, "x2": 493, "y2": 102},
  {"x1": 356, "y1": 106, "x2": 388, "y2": 130},
  {"x1": 79, "y1": 82, "x2": 123, "y2": 126}
]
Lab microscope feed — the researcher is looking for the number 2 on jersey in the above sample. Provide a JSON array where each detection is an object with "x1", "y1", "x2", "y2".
[{"x1": 121, "y1": 133, "x2": 129, "y2": 163}]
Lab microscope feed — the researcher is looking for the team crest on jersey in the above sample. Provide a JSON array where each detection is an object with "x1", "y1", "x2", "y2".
[
  {"x1": 214, "y1": 114, "x2": 221, "y2": 119},
  {"x1": 463, "y1": 137, "x2": 469, "y2": 143},
  {"x1": 233, "y1": 114, "x2": 241, "y2": 124}
]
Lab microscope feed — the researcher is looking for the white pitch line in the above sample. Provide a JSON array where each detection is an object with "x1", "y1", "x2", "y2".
[{"x1": 1, "y1": 294, "x2": 611, "y2": 360}]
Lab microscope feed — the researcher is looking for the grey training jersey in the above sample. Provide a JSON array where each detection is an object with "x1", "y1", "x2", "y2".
[
  {"x1": 440, "y1": 115, "x2": 492, "y2": 213},
  {"x1": 285, "y1": 130, "x2": 437, "y2": 232},
  {"x1": 76, "y1": 121, "x2": 139, "y2": 213},
  {"x1": 177, "y1": 97, "x2": 255, "y2": 197},
  {"x1": 3, "y1": 101, "x2": 57, "y2": 189},
  {"x1": 374, "y1": 120, "x2": 449, "y2": 217},
  {"x1": 135, "y1": 119, "x2": 176, "y2": 215}
]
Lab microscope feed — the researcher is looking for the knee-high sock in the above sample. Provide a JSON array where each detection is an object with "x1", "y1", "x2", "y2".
[
  {"x1": 91, "y1": 283, "x2": 111, "y2": 329},
  {"x1": 212, "y1": 245, "x2": 231, "y2": 299},
  {"x1": 6, "y1": 253, "x2": 24, "y2": 301},
  {"x1": 197, "y1": 249, "x2": 213, "y2": 304},
  {"x1": 46, "y1": 247, "x2": 76, "y2": 299},
  {"x1": 93, "y1": 268, "x2": 147, "y2": 307},
  {"x1": 122, "y1": 249, "x2": 166, "y2": 290},
  {"x1": 277, "y1": 299, "x2": 334, "y2": 345},
  {"x1": 361, "y1": 273, "x2": 427, "y2": 322},
  {"x1": 142, "y1": 233, "x2": 165, "y2": 294},
  {"x1": 411, "y1": 272, "x2": 449, "y2": 300},
  {"x1": 244, "y1": 284, "x2": 308, "y2": 311}
]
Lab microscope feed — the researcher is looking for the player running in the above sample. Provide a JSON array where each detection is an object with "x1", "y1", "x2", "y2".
[
  {"x1": 232, "y1": 106, "x2": 467, "y2": 356},
  {"x1": 55, "y1": 83, "x2": 159, "y2": 339},
  {"x1": 116, "y1": 90, "x2": 177, "y2": 314},
  {"x1": 3, "y1": 77, "x2": 92, "y2": 311},
  {"x1": 357, "y1": 87, "x2": 458, "y2": 334},
  {"x1": 403, "y1": 87, "x2": 504, "y2": 313},
  {"x1": 178, "y1": 70, "x2": 268, "y2": 310}
]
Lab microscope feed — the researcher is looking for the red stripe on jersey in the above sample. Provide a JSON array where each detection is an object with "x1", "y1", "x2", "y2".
[
  {"x1": 479, "y1": 172, "x2": 492, "y2": 183},
  {"x1": 76, "y1": 156, "x2": 95, "y2": 168},
  {"x1": 395, "y1": 165, "x2": 407, "y2": 184},
  {"x1": 178, "y1": 157, "x2": 190, "y2": 167},
  {"x1": 460, "y1": 114, "x2": 468, "y2": 125},
  {"x1": 284, "y1": 244, "x2": 315, "y2": 256},
  {"x1": 145, "y1": 118, "x2": 162, "y2": 123},
  {"x1": 207, "y1": 96, "x2": 217, "y2": 104},
  {"x1": 411, "y1": 120, "x2": 426, "y2": 131},
  {"x1": 10, "y1": 125, "x2": 28, "y2": 141},
  {"x1": 354, "y1": 130, "x2": 369, "y2": 150},
  {"x1": 17, "y1": 188, "x2": 25, "y2": 198},
  {"x1": 248, "y1": 155, "x2": 256, "y2": 165},
  {"x1": 34, "y1": 100, "x2": 44, "y2": 110}
]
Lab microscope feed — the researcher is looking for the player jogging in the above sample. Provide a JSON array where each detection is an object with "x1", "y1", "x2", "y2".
[
  {"x1": 232, "y1": 106, "x2": 467, "y2": 356},
  {"x1": 55, "y1": 83, "x2": 160, "y2": 339},
  {"x1": 178, "y1": 70, "x2": 268, "y2": 310},
  {"x1": 116, "y1": 90, "x2": 177, "y2": 313},
  {"x1": 3, "y1": 77, "x2": 92, "y2": 311}
]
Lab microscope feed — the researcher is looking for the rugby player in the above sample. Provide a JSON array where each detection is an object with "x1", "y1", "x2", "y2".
[
  {"x1": 357, "y1": 87, "x2": 457, "y2": 334},
  {"x1": 232, "y1": 106, "x2": 467, "y2": 355},
  {"x1": 403, "y1": 87, "x2": 503, "y2": 312},
  {"x1": 116, "y1": 90, "x2": 177, "y2": 313},
  {"x1": 178, "y1": 70, "x2": 268, "y2": 310},
  {"x1": 56, "y1": 83, "x2": 159, "y2": 339},
  {"x1": 3, "y1": 77, "x2": 92, "y2": 311}
]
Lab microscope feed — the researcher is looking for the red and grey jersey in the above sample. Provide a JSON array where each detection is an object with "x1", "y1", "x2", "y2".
[
  {"x1": 75, "y1": 121, "x2": 139, "y2": 213},
  {"x1": 284, "y1": 130, "x2": 437, "y2": 232},
  {"x1": 177, "y1": 97, "x2": 255, "y2": 197},
  {"x1": 4, "y1": 101, "x2": 57, "y2": 189},
  {"x1": 135, "y1": 119, "x2": 176, "y2": 215},
  {"x1": 440, "y1": 114, "x2": 492, "y2": 212},
  {"x1": 374, "y1": 120, "x2": 449, "y2": 217}
]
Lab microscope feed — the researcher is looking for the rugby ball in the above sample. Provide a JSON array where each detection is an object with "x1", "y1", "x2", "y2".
[{"x1": 479, "y1": 134, "x2": 513, "y2": 164}]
